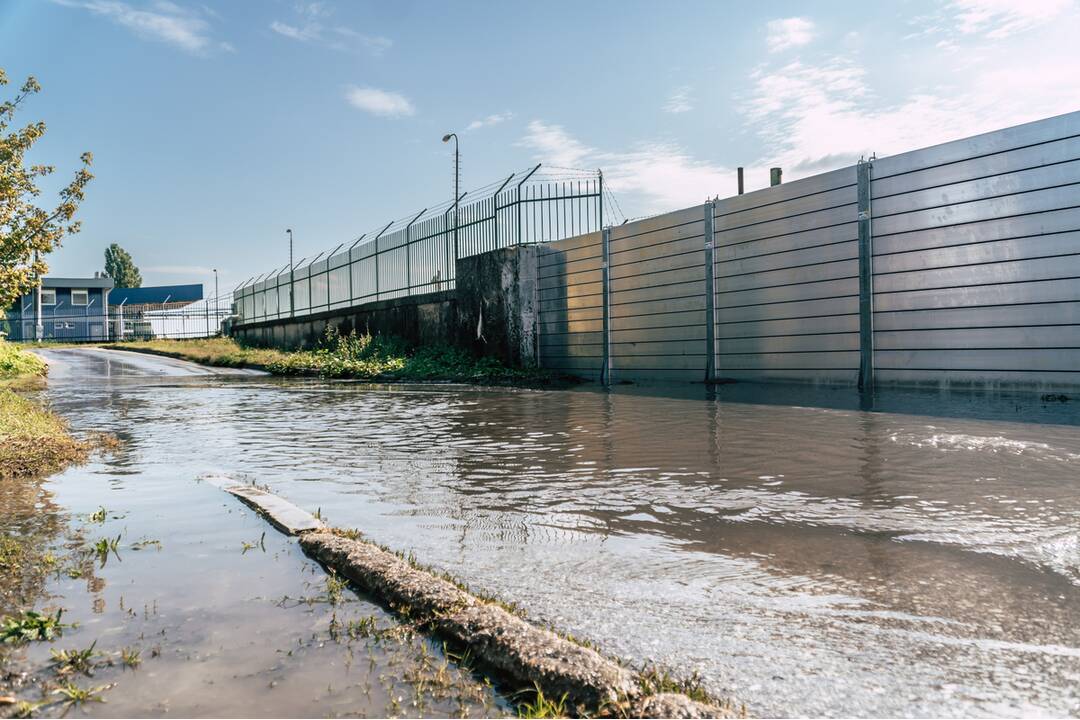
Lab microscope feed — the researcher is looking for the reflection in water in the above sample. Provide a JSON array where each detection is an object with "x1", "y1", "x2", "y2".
[{"x1": 38, "y1": 348, "x2": 1080, "y2": 717}]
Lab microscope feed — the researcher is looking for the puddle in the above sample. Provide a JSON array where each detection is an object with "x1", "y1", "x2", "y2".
[{"x1": 19, "y1": 347, "x2": 1080, "y2": 717}]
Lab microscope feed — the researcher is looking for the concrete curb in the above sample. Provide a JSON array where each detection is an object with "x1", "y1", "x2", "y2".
[{"x1": 209, "y1": 478, "x2": 739, "y2": 718}]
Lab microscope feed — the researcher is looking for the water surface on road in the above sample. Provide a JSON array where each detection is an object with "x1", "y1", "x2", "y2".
[{"x1": 40, "y1": 348, "x2": 1080, "y2": 717}]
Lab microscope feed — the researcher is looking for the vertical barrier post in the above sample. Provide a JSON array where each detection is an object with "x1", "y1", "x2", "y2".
[
  {"x1": 857, "y1": 159, "x2": 875, "y2": 392},
  {"x1": 601, "y1": 226, "x2": 612, "y2": 386},
  {"x1": 704, "y1": 201, "x2": 716, "y2": 382}
]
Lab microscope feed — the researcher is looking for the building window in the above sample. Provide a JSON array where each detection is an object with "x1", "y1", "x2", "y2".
[
  {"x1": 40, "y1": 289, "x2": 56, "y2": 305},
  {"x1": 70, "y1": 289, "x2": 89, "y2": 306}
]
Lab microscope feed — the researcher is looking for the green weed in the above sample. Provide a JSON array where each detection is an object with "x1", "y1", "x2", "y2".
[{"x1": 1, "y1": 609, "x2": 70, "y2": 643}]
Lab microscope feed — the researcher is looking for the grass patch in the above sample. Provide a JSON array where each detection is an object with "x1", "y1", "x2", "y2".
[
  {"x1": 0, "y1": 341, "x2": 47, "y2": 391},
  {"x1": 109, "y1": 327, "x2": 573, "y2": 386},
  {"x1": 0, "y1": 389, "x2": 88, "y2": 482}
]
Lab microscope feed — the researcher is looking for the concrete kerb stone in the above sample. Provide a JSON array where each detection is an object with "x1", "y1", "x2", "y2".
[{"x1": 206, "y1": 477, "x2": 739, "y2": 718}]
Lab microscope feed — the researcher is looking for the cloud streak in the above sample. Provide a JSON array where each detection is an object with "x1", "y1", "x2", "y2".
[
  {"x1": 663, "y1": 86, "x2": 693, "y2": 114},
  {"x1": 467, "y1": 112, "x2": 513, "y2": 131},
  {"x1": 52, "y1": 0, "x2": 231, "y2": 55}
]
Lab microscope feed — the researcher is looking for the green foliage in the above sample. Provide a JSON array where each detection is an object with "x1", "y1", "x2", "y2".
[
  {"x1": 0, "y1": 67, "x2": 93, "y2": 310},
  {"x1": 515, "y1": 683, "x2": 568, "y2": 718},
  {"x1": 50, "y1": 640, "x2": 99, "y2": 675},
  {"x1": 0, "y1": 340, "x2": 46, "y2": 382},
  {"x1": 103, "y1": 243, "x2": 141, "y2": 288},
  {"x1": 1, "y1": 609, "x2": 69, "y2": 643}
]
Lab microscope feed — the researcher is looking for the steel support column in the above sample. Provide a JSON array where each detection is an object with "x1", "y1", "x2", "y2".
[
  {"x1": 601, "y1": 226, "x2": 612, "y2": 386},
  {"x1": 703, "y1": 201, "x2": 717, "y2": 382},
  {"x1": 857, "y1": 159, "x2": 875, "y2": 392}
]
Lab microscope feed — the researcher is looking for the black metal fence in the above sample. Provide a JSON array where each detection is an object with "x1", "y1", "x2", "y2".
[
  {"x1": 3, "y1": 297, "x2": 232, "y2": 342},
  {"x1": 234, "y1": 165, "x2": 602, "y2": 324}
]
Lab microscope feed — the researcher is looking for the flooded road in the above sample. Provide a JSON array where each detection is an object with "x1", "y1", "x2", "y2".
[{"x1": 37, "y1": 347, "x2": 1080, "y2": 717}]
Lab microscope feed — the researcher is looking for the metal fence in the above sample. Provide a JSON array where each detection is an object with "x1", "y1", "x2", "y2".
[
  {"x1": 540, "y1": 109, "x2": 1080, "y2": 390},
  {"x1": 4, "y1": 296, "x2": 233, "y2": 342},
  {"x1": 234, "y1": 165, "x2": 603, "y2": 325}
]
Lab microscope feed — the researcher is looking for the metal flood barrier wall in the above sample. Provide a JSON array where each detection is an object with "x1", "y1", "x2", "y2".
[{"x1": 539, "y1": 110, "x2": 1080, "y2": 390}]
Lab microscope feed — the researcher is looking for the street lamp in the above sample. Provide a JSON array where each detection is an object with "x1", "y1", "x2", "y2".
[
  {"x1": 213, "y1": 268, "x2": 219, "y2": 310},
  {"x1": 442, "y1": 133, "x2": 459, "y2": 264},
  {"x1": 286, "y1": 228, "x2": 294, "y2": 317}
]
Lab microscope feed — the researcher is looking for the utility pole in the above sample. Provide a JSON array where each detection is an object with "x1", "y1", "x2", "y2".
[
  {"x1": 442, "y1": 133, "x2": 460, "y2": 262},
  {"x1": 34, "y1": 251, "x2": 43, "y2": 342}
]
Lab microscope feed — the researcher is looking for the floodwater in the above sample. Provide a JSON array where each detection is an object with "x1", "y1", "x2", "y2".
[{"x1": 34, "y1": 348, "x2": 1080, "y2": 717}]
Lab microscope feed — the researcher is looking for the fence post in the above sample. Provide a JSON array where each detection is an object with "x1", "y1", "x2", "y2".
[
  {"x1": 704, "y1": 201, "x2": 716, "y2": 382},
  {"x1": 857, "y1": 159, "x2": 875, "y2": 392},
  {"x1": 601, "y1": 226, "x2": 612, "y2": 386}
]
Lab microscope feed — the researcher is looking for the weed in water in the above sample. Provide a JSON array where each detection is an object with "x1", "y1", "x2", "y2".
[
  {"x1": 11, "y1": 700, "x2": 45, "y2": 718},
  {"x1": 91, "y1": 534, "x2": 121, "y2": 567},
  {"x1": 1, "y1": 609, "x2": 70, "y2": 643},
  {"x1": 88, "y1": 507, "x2": 107, "y2": 523},
  {"x1": 52, "y1": 681, "x2": 110, "y2": 711},
  {"x1": 515, "y1": 683, "x2": 568, "y2": 719},
  {"x1": 325, "y1": 571, "x2": 347, "y2": 605},
  {"x1": 120, "y1": 646, "x2": 141, "y2": 668},
  {"x1": 50, "y1": 640, "x2": 99, "y2": 675},
  {"x1": 241, "y1": 532, "x2": 266, "y2": 554}
]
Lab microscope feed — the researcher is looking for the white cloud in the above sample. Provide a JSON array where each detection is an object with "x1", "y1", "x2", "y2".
[
  {"x1": 333, "y1": 27, "x2": 392, "y2": 55},
  {"x1": 766, "y1": 17, "x2": 815, "y2": 53},
  {"x1": 466, "y1": 112, "x2": 513, "y2": 131},
  {"x1": 52, "y1": 0, "x2": 230, "y2": 55},
  {"x1": 269, "y1": 3, "x2": 392, "y2": 55},
  {"x1": 520, "y1": 121, "x2": 731, "y2": 215},
  {"x1": 344, "y1": 86, "x2": 415, "y2": 117},
  {"x1": 270, "y1": 20, "x2": 317, "y2": 41},
  {"x1": 663, "y1": 86, "x2": 693, "y2": 114},
  {"x1": 950, "y1": 0, "x2": 1071, "y2": 38},
  {"x1": 743, "y1": 24, "x2": 1080, "y2": 181}
]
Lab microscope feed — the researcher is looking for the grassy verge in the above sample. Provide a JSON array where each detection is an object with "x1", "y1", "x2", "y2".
[
  {"x1": 108, "y1": 329, "x2": 577, "y2": 386},
  {"x1": 0, "y1": 342, "x2": 88, "y2": 482}
]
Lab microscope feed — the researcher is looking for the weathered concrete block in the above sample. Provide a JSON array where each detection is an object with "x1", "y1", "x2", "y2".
[{"x1": 455, "y1": 246, "x2": 540, "y2": 366}]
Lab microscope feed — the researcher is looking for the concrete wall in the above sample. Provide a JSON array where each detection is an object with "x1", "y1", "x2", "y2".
[{"x1": 230, "y1": 246, "x2": 540, "y2": 367}]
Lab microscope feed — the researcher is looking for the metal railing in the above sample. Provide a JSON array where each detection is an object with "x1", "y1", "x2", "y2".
[
  {"x1": 233, "y1": 165, "x2": 602, "y2": 325},
  {"x1": 3, "y1": 296, "x2": 233, "y2": 342}
]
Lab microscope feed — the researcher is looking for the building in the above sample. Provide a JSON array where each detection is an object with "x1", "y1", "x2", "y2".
[
  {"x1": 109, "y1": 283, "x2": 203, "y2": 307},
  {"x1": 4, "y1": 275, "x2": 114, "y2": 341}
]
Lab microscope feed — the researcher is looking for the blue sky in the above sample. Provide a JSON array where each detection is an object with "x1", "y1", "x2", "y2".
[{"x1": 3, "y1": 0, "x2": 1079, "y2": 292}]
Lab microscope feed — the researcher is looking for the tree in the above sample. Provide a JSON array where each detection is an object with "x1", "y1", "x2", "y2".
[
  {"x1": 0, "y1": 67, "x2": 93, "y2": 310},
  {"x1": 104, "y1": 243, "x2": 141, "y2": 288}
]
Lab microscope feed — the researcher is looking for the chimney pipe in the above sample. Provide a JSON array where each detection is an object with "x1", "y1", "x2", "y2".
[
  {"x1": 770, "y1": 167, "x2": 783, "y2": 186},
  {"x1": 737, "y1": 167, "x2": 744, "y2": 195}
]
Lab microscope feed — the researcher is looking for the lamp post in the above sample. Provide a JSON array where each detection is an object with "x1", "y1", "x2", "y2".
[
  {"x1": 441, "y1": 132, "x2": 460, "y2": 265},
  {"x1": 213, "y1": 268, "x2": 219, "y2": 309},
  {"x1": 286, "y1": 229, "x2": 294, "y2": 317}
]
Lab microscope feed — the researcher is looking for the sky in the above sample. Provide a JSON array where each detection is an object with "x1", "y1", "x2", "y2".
[{"x1": 2, "y1": 0, "x2": 1079, "y2": 293}]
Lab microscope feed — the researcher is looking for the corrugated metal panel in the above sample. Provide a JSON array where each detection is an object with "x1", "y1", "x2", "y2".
[
  {"x1": 607, "y1": 207, "x2": 709, "y2": 383},
  {"x1": 870, "y1": 110, "x2": 1080, "y2": 389},
  {"x1": 713, "y1": 170, "x2": 860, "y2": 385},
  {"x1": 539, "y1": 232, "x2": 604, "y2": 380}
]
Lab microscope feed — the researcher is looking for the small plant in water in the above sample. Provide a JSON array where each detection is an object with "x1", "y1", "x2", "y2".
[
  {"x1": 1, "y1": 609, "x2": 70, "y2": 643},
  {"x1": 241, "y1": 532, "x2": 266, "y2": 554},
  {"x1": 89, "y1": 507, "x2": 107, "y2": 523},
  {"x1": 325, "y1": 571, "x2": 347, "y2": 604},
  {"x1": 51, "y1": 640, "x2": 99, "y2": 675},
  {"x1": 11, "y1": 699, "x2": 45, "y2": 718},
  {"x1": 515, "y1": 683, "x2": 568, "y2": 719},
  {"x1": 92, "y1": 534, "x2": 121, "y2": 567},
  {"x1": 52, "y1": 681, "x2": 109, "y2": 711},
  {"x1": 120, "y1": 646, "x2": 141, "y2": 668}
]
